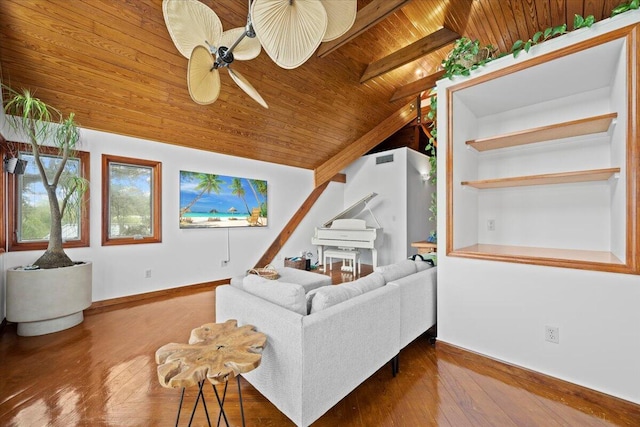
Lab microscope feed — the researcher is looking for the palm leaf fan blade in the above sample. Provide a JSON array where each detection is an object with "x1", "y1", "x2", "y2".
[
  {"x1": 188, "y1": 45, "x2": 220, "y2": 105},
  {"x1": 251, "y1": 0, "x2": 327, "y2": 69},
  {"x1": 227, "y1": 68, "x2": 268, "y2": 109},
  {"x1": 220, "y1": 27, "x2": 262, "y2": 61},
  {"x1": 320, "y1": 0, "x2": 357, "y2": 42},
  {"x1": 163, "y1": 0, "x2": 223, "y2": 58}
]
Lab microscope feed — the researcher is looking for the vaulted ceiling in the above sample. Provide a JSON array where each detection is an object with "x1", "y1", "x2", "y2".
[{"x1": 0, "y1": 0, "x2": 617, "y2": 184}]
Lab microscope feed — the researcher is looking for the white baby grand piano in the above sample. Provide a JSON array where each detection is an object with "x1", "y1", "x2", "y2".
[{"x1": 311, "y1": 192, "x2": 382, "y2": 267}]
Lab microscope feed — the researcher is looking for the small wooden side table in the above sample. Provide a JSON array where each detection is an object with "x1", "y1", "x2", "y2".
[
  {"x1": 411, "y1": 241, "x2": 437, "y2": 255},
  {"x1": 156, "y1": 320, "x2": 267, "y2": 427}
]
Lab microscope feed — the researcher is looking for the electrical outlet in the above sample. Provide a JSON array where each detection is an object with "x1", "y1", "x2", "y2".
[
  {"x1": 220, "y1": 260, "x2": 229, "y2": 267},
  {"x1": 144, "y1": 269, "x2": 152, "y2": 279},
  {"x1": 487, "y1": 219, "x2": 495, "y2": 231},
  {"x1": 545, "y1": 326, "x2": 559, "y2": 344}
]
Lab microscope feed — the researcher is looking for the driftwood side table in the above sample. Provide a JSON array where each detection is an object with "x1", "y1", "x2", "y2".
[{"x1": 156, "y1": 320, "x2": 267, "y2": 426}]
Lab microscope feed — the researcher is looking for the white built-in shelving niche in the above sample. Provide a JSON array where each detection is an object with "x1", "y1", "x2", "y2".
[{"x1": 445, "y1": 19, "x2": 640, "y2": 273}]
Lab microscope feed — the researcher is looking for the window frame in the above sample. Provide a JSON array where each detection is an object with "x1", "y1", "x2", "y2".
[
  {"x1": 101, "y1": 154, "x2": 162, "y2": 246},
  {"x1": 0, "y1": 140, "x2": 5, "y2": 254},
  {"x1": 7, "y1": 142, "x2": 90, "y2": 252}
]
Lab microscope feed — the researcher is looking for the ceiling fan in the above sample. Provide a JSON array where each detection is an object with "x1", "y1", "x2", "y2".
[
  {"x1": 163, "y1": 0, "x2": 267, "y2": 108},
  {"x1": 163, "y1": 0, "x2": 357, "y2": 108}
]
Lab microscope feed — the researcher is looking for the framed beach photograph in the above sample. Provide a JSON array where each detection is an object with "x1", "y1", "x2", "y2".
[{"x1": 179, "y1": 170, "x2": 267, "y2": 228}]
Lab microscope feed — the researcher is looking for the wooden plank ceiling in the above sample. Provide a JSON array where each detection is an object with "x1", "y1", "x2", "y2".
[{"x1": 0, "y1": 0, "x2": 617, "y2": 174}]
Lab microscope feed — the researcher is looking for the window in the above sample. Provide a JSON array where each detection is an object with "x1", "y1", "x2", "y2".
[
  {"x1": 102, "y1": 155, "x2": 161, "y2": 245},
  {"x1": 7, "y1": 143, "x2": 90, "y2": 251}
]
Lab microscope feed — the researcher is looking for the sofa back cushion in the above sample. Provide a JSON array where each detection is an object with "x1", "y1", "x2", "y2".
[
  {"x1": 309, "y1": 273, "x2": 386, "y2": 314},
  {"x1": 310, "y1": 282, "x2": 361, "y2": 313},
  {"x1": 306, "y1": 287, "x2": 322, "y2": 314},
  {"x1": 415, "y1": 258, "x2": 434, "y2": 272},
  {"x1": 350, "y1": 272, "x2": 385, "y2": 293},
  {"x1": 235, "y1": 272, "x2": 267, "y2": 290},
  {"x1": 374, "y1": 259, "x2": 418, "y2": 283},
  {"x1": 242, "y1": 276, "x2": 307, "y2": 315}
]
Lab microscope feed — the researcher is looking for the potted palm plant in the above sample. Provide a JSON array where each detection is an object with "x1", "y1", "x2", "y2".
[{"x1": 3, "y1": 87, "x2": 92, "y2": 336}]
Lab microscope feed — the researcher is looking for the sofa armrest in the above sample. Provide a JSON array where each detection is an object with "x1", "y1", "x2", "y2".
[
  {"x1": 299, "y1": 284, "x2": 401, "y2": 426},
  {"x1": 215, "y1": 285, "x2": 305, "y2": 421},
  {"x1": 388, "y1": 267, "x2": 437, "y2": 349}
]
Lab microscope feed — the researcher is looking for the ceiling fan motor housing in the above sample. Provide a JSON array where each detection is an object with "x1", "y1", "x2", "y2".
[{"x1": 217, "y1": 46, "x2": 234, "y2": 67}]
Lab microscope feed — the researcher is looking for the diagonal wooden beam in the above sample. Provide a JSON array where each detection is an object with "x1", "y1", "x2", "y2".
[
  {"x1": 254, "y1": 181, "x2": 329, "y2": 268},
  {"x1": 390, "y1": 69, "x2": 445, "y2": 102},
  {"x1": 314, "y1": 100, "x2": 417, "y2": 187},
  {"x1": 316, "y1": 0, "x2": 411, "y2": 58},
  {"x1": 360, "y1": 27, "x2": 459, "y2": 83},
  {"x1": 254, "y1": 174, "x2": 344, "y2": 268}
]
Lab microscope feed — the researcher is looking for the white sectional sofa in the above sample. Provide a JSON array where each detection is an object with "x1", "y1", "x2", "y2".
[{"x1": 215, "y1": 259, "x2": 436, "y2": 426}]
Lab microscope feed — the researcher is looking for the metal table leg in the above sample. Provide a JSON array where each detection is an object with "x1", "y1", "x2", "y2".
[{"x1": 175, "y1": 380, "x2": 212, "y2": 427}]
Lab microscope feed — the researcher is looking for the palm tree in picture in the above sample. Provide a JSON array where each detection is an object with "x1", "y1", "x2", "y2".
[
  {"x1": 230, "y1": 177, "x2": 251, "y2": 214},
  {"x1": 247, "y1": 179, "x2": 260, "y2": 207},
  {"x1": 252, "y1": 179, "x2": 268, "y2": 217},
  {"x1": 180, "y1": 172, "x2": 223, "y2": 216}
]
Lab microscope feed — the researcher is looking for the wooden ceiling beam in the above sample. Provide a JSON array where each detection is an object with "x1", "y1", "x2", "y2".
[
  {"x1": 331, "y1": 173, "x2": 347, "y2": 183},
  {"x1": 389, "y1": 69, "x2": 445, "y2": 102},
  {"x1": 316, "y1": 0, "x2": 412, "y2": 58},
  {"x1": 314, "y1": 100, "x2": 417, "y2": 187},
  {"x1": 360, "y1": 27, "x2": 459, "y2": 83}
]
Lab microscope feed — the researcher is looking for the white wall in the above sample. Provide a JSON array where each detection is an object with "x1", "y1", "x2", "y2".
[
  {"x1": 437, "y1": 11, "x2": 640, "y2": 405},
  {"x1": 407, "y1": 148, "x2": 435, "y2": 250},
  {"x1": 0, "y1": 119, "x2": 432, "y2": 309},
  {"x1": 344, "y1": 147, "x2": 432, "y2": 266},
  {"x1": 345, "y1": 149, "x2": 404, "y2": 266},
  {"x1": 0, "y1": 122, "x2": 330, "y2": 303},
  {"x1": 279, "y1": 181, "x2": 345, "y2": 268},
  {"x1": 0, "y1": 112, "x2": 431, "y2": 317}
]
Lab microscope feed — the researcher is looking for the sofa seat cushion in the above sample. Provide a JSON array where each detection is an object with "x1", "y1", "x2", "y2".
[
  {"x1": 374, "y1": 259, "x2": 418, "y2": 283},
  {"x1": 242, "y1": 275, "x2": 307, "y2": 315}
]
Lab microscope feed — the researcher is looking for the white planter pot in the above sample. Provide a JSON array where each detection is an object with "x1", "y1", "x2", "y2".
[{"x1": 6, "y1": 262, "x2": 92, "y2": 336}]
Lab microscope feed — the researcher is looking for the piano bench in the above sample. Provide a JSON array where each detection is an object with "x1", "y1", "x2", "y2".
[{"x1": 324, "y1": 248, "x2": 361, "y2": 275}]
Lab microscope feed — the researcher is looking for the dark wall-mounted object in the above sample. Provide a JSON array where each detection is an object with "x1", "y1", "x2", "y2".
[{"x1": 3, "y1": 157, "x2": 27, "y2": 174}]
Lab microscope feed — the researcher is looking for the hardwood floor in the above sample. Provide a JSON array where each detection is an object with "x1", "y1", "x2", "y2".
[{"x1": 2, "y1": 265, "x2": 639, "y2": 426}]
